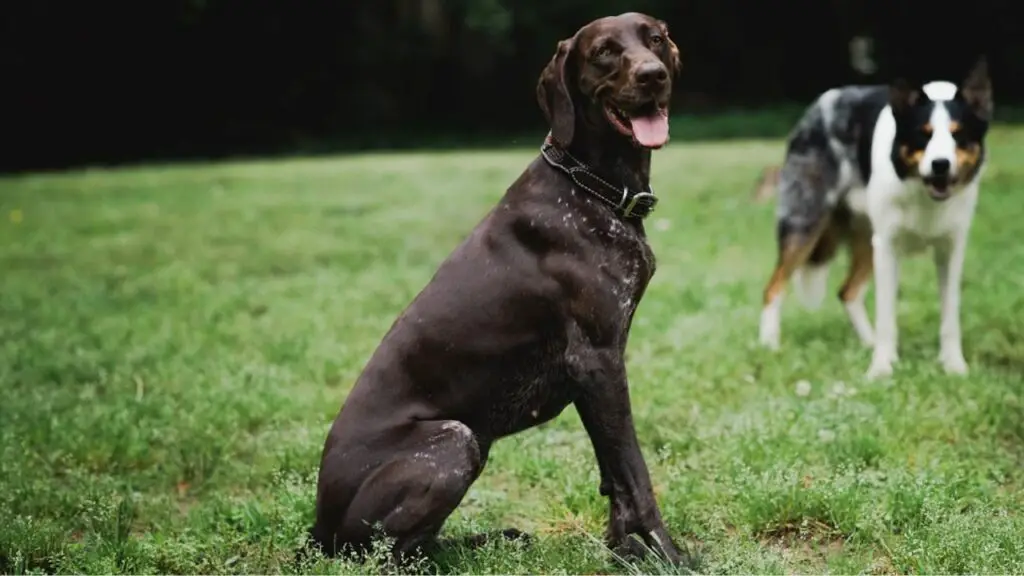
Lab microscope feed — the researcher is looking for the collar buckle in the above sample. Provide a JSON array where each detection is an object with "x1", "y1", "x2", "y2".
[{"x1": 621, "y1": 191, "x2": 658, "y2": 219}]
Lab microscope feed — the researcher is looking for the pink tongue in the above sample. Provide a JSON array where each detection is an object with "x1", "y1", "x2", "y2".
[{"x1": 629, "y1": 113, "x2": 669, "y2": 148}]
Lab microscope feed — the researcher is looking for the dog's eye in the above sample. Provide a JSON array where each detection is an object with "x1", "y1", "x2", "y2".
[
  {"x1": 650, "y1": 34, "x2": 664, "y2": 46},
  {"x1": 595, "y1": 46, "x2": 614, "y2": 59}
]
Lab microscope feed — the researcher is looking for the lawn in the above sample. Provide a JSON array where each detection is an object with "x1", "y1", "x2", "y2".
[{"x1": 2, "y1": 128, "x2": 1024, "y2": 575}]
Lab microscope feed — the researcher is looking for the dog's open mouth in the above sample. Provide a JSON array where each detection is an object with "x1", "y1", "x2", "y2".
[
  {"x1": 923, "y1": 176, "x2": 953, "y2": 201},
  {"x1": 604, "y1": 102, "x2": 670, "y2": 149}
]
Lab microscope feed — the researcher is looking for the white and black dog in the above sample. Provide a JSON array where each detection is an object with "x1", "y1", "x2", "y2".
[{"x1": 757, "y1": 58, "x2": 993, "y2": 379}]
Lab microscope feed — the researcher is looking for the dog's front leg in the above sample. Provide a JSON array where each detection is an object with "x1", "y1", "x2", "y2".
[
  {"x1": 867, "y1": 233, "x2": 900, "y2": 379},
  {"x1": 572, "y1": 351, "x2": 683, "y2": 565},
  {"x1": 934, "y1": 235, "x2": 969, "y2": 375}
]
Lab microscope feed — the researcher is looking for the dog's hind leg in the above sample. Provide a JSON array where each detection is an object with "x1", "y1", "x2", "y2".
[
  {"x1": 312, "y1": 420, "x2": 491, "y2": 564},
  {"x1": 795, "y1": 217, "x2": 847, "y2": 310},
  {"x1": 838, "y1": 218, "x2": 875, "y2": 346},
  {"x1": 793, "y1": 264, "x2": 830, "y2": 310},
  {"x1": 759, "y1": 217, "x2": 835, "y2": 349}
]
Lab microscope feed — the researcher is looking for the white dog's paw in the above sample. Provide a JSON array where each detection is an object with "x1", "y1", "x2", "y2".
[
  {"x1": 865, "y1": 349, "x2": 898, "y2": 380},
  {"x1": 759, "y1": 308, "x2": 781, "y2": 351},
  {"x1": 940, "y1": 352, "x2": 969, "y2": 375},
  {"x1": 758, "y1": 330, "x2": 780, "y2": 350},
  {"x1": 865, "y1": 360, "x2": 894, "y2": 380}
]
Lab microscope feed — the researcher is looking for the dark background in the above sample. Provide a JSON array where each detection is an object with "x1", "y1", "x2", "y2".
[{"x1": 2, "y1": 0, "x2": 1019, "y2": 173}]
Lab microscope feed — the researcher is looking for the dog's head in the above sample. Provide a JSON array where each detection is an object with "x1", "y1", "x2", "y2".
[
  {"x1": 536, "y1": 12, "x2": 682, "y2": 150},
  {"x1": 889, "y1": 57, "x2": 993, "y2": 201}
]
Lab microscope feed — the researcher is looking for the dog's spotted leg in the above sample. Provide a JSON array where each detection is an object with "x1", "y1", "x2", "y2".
[
  {"x1": 934, "y1": 235, "x2": 969, "y2": 375},
  {"x1": 867, "y1": 233, "x2": 900, "y2": 379},
  {"x1": 839, "y1": 223, "x2": 875, "y2": 347}
]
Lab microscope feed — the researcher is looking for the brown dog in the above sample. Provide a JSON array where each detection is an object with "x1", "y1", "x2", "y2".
[{"x1": 309, "y1": 12, "x2": 685, "y2": 566}]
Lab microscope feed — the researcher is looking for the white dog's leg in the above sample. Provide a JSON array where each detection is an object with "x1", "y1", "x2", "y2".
[
  {"x1": 867, "y1": 233, "x2": 900, "y2": 379},
  {"x1": 840, "y1": 228, "x2": 875, "y2": 347},
  {"x1": 934, "y1": 235, "x2": 969, "y2": 375},
  {"x1": 845, "y1": 290, "x2": 875, "y2": 347},
  {"x1": 759, "y1": 290, "x2": 783, "y2": 350},
  {"x1": 794, "y1": 264, "x2": 830, "y2": 309}
]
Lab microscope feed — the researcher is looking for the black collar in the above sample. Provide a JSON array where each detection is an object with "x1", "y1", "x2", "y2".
[{"x1": 539, "y1": 133, "x2": 658, "y2": 220}]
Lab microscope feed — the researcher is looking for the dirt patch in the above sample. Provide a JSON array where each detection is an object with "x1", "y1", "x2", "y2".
[{"x1": 758, "y1": 517, "x2": 848, "y2": 569}]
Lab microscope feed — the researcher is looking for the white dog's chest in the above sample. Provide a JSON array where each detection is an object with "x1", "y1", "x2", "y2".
[{"x1": 868, "y1": 184, "x2": 977, "y2": 256}]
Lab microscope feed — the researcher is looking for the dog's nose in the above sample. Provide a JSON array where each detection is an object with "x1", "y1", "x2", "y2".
[
  {"x1": 634, "y1": 61, "x2": 668, "y2": 88},
  {"x1": 931, "y1": 158, "x2": 951, "y2": 176}
]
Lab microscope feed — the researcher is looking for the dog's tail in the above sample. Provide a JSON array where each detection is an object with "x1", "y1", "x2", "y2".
[{"x1": 751, "y1": 165, "x2": 782, "y2": 203}]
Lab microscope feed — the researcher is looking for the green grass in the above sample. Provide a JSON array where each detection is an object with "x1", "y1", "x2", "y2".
[{"x1": 2, "y1": 127, "x2": 1024, "y2": 575}]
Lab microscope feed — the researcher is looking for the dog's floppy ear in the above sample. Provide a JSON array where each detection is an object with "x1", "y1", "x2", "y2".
[
  {"x1": 960, "y1": 56, "x2": 993, "y2": 121},
  {"x1": 659, "y1": 21, "x2": 682, "y2": 76},
  {"x1": 537, "y1": 38, "x2": 576, "y2": 147},
  {"x1": 889, "y1": 78, "x2": 921, "y2": 116}
]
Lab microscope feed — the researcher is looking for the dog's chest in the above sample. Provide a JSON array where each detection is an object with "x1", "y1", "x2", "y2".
[
  {"x1": 600, "y1": 218, "x2": 655, "y2": 320},
  {"x1": 562, "y1": 196, "x2": 655, "y2": 319},
  {"x1": 487, "y1": 354, "x2": 576, "y2": 437},
  {"x1": 870, "y1": 181, "x2": 978, "y2": 254},
  {"x1": 484, "y1": 217, "x2": 654, "y2": 438}
]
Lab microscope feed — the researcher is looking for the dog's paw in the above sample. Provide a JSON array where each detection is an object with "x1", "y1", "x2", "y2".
[
  {"x1": 611, "y1": 535, "x2": 650, "y2": 560},
  {"x1": 758, "y1": 335, "x2": 780, "y2": 350},
  {"x1": 865, "y1": 361, "x2": 893, "y2": 380},
  {"x1": 759, "y1": 308, "x2": 781, "y2": 350},
  {"x1": 758, "y1": 325, "x2": 781, "y2": 350},
  {"x1": 940, "y1": 352, "x2": 969, "y2": 375},
  {"x1": 865, "y1": 350, "x2": 896, "y2": 380}
]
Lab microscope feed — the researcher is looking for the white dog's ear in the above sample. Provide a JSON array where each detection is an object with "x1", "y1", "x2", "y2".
[{"x1": 960, "y1": 56, "x2": 993, "y2": 121}]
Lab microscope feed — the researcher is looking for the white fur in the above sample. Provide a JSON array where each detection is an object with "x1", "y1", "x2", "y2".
[
  {"x1": 759, "y1": 293, "x2": 782, "y2": 350},
  {"x1": 845, "y1": 187, "x2": 868, "y2": 214},
  {"x1": 794, "y1": 264, "x2": 829, "y2": 309},
  {"x1": 862, "y1": 103, "x2": 980, "y2": 379},
  {"x1": 922, "y1": 80, "x2": 958, "y2": 101},
  {"x1": 845, "y1": 295, "x2": 875, "y2": 347}
]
